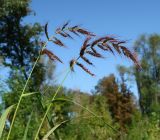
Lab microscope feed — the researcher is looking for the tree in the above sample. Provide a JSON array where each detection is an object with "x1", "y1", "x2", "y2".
[
  {"x1": 0, "y1": 0, "x2": 43, "y2": 79},
  {"x1": 95, "y1": 74, "x2": 136, "y2": 131},
  {"x1": 133, "y1": 34, "x2": 160, "y2": 114}
]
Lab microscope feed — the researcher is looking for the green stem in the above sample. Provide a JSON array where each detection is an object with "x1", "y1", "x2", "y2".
[
  {"x1": 6, "y1": 32, "x2": 64, "y2": 139},
  {"x1": 36, "y1": 94, "x2": 60, "y2": 140},
  {"x1": 6, "y1": 55, "x2": 41, "y2": 140},
  {"x1": 34, "y1": 69, "x2": 71, "y2": 140},
  {"x1": 6, "y1": 39, "x2": 48, "y2": 140}
]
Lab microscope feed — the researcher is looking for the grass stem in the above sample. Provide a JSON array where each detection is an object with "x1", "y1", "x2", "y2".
[{"x1": 34, "y1": 69, "x2": 71, "y2": 140}]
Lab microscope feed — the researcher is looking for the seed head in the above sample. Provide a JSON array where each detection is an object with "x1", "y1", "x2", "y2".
[{"x1": 70, "y1": 59, "x2": 76, "y2": 71}]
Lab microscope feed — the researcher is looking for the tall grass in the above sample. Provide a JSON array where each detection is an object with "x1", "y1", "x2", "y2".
[{"x1": 3, "y1": 21, "x2": 141, "y2": 139}]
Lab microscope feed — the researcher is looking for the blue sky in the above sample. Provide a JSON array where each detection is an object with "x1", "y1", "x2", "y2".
[{"x1": 1, "y1": 0, "x2": 160, "y2": 96}]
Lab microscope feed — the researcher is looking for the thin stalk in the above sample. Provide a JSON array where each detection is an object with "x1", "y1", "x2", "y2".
[
  {"x1": 36, "y1": 94, "x2": 60, "y2": 140},
  {"x1": 34, "y1": 69, "x2": 71, "y2": 140},
  {"x1": 6, "y1": 55, "x2": 41, "y2": 140},
  {"x1": 6, "y1": 26, "x2": 72, "y2": 139},
  {"x1": 34, "y1": 56, "x2": 81, "y2": 139},
  {"x1": 7, "y1": 41, "x2": 48, "y2": 140}
]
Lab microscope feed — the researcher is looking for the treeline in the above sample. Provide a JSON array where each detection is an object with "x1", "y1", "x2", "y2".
[{"x1": 0, "y1": 0, "x2": 160, "y2": 140}]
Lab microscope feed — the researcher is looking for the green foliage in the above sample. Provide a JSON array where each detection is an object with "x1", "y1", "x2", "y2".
[
  {"x1": 95, "y1": 74, "x2": 136, "y2": 131},
  {"x1": 133, "y1": 34, "x2": 160, "y2": 114},
  {"x1": 1, "y1": 75, "x2": 43, "y2": 139},
  {"x1": 59, "y1": 93, "x2": 117, "y2": 140},
  {"x1": 124, "y1": 112, "x2": 160, "y2": 140},
  {"x1": 0, "y1": 0, "x2": 43, "y2": 80}
]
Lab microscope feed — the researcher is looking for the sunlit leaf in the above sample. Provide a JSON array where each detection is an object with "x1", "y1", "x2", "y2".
[
  {"x1": 0, "y1": 105, "x2": 15, "y2": 139},
  {"x1": 22, "y1": 111, "x2": 33, "y2": 140},
  {"x1": 42, "y1": 121, "x2": 67, "y2": 140},
  {"x1": 22, "y1": 92, "x2": 38, "y2": 97}
]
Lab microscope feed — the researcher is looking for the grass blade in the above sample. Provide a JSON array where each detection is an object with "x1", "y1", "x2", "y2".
[
  {"x1": 22, "y1": 111, "x2": 33, "y2": 140},
  {"x1": 42, "y1": 120, "x2": 67, "y2": 140},
  {"x1": 22, "y1": 92, "x2": 38, "y2": 97},
  {"x1": 0, "y1": 105, "x2": 15, "y2": 139}
]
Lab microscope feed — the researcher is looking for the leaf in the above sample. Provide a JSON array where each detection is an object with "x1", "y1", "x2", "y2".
[
  {"x1": 42, "y1": 121, "x2": 67, "y2": 140},
  {"x1": 22, "y1": 92, "x2": 38, "y2": 97},
  {"x1": 0, "y1": 105, "x2": 15, "y2": 139},
  {"x1": 22, "y1": 111, "x2": 33, "y2": 140}
]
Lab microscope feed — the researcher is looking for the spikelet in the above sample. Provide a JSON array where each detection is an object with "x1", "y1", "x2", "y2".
[
  {"x1": 103, "y1": 37, "x2": 116, "y2": 43},
  {"x1": 76, "y1": 62, "x2": 95, "y2": 76},
  {"x1": 120, "y1": 45, "x2": 131, "y2": 56},
  {"x1": 56, "y1": 28, "x2": 73, "y2": 39},
  {"x1": 91, "y1": 47, "x2": 99, "y2": 54},
  {"x1": 86, "y1": 50, "x2": 104, "y2": 58},
  {"x1": 91, "y1": 36, "x2": 115, "y2": 47},
  {"x1": 45, "y1": 23, "x2": 50, "y2": 40},
  {"x1": 52, "y1": 37, "x2": 65, "y2": 47},
  {"x1": 69, "y1": 28, "x2": 80, "y2": 36},
  {"x1": 77, "y1": 28, "x2": 95, "y2": 36},
  {"x1": 55, "y1": 27, "x2": 61, "y2": 34},
  {"x1": 68, "y1": 26, "x2": 80, "y2": 36},
  {"x1": 117, "y1": 41, "x2": 126, "y2": 45},
  {"x1": 69, "y1": 59, "x2": 76, "y2": 71},
  {"x1": 80, "y1": 37, "x2": 91, "y2": 56},
  {"x1": 69, "y1": 29, "x2": 80, "y2": 36},
  {"x1": 81, "y1": 56, "x2": 93, "y2": 65},
  {"x1": 65, "y1": 32, "x2": 73, "y2": 39},
  {"x1": 112, "y1": 43, "x2": 121, "y2": 54},
  {"x1": 72, "y1": 25, "x2": 79, "y2": 29},
  {"x1": 41, "y1": 49, "x2": 63, "y2": 63},
  {"x1": 62, "y1": 21, "x2": 70, "y2": 30},
  {"x1": 97, "y1": 44, "x2": 108, "y2": 51},
  {"x1": 59, "y1": 32, "x2": 68, "y2": 37},
  {"x1": 91, "y1": 37, "x2": 107, "y2": 47},
  {"x1": 68, "y1": 25, "x2": 95, "y2": 37},
  {"x1": 55, "y1": 28, "x2": 67, "y2": 37},
  {"x1": 132, "y1": 52, "x2": 142, "y2": 69},
  {"x1": 102, "y1": 43, "x2": 114, "y2": 54},
  {"x1": 120, "y1": 46, "x2": 141, "y2": 69}
]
